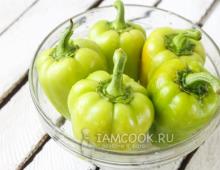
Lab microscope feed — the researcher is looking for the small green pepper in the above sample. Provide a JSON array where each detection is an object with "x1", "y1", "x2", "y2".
[
  {"x1": 89, "y1": 0, "x2": 146, "y2": 80},
  {"x1": 37, "y1": 20, "x2": 107, "y2": 119},
  {"x1": 141, "y1": 27, "x2": 205, "y2": 85},
  {"x1": 68, "y1": 49, "x2": 154, "y2": 150},
  {"x1": 147, "y1": 58, "x2": 220, "y2": 145}
]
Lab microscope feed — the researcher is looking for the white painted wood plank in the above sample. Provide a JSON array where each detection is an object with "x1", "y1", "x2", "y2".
[
  {"x1": 185, "y1": 2, "x2": 220, "y2": 169},
  {"x1": 100, "y1": 0, "x2": 159, "y2": 6},
  {"x1": 186, "y1": 129, "x2": 220, "y2": 170},
  {"x1": 0, "y1": 0, "x2": 97, "y2": 101},
  {"x1": 158, "y1": 0, "x2": 215, "y2": 22},
  {"x1": 0, "y1": 85, "x2": 44, "y2": 170},
  {"x1": 203, "y1": 0, "x2": 220, "y2": 46},
  {"x1": 0, "y1": 83, "x2": 92, "y2": 170},
  {"x1": 25, "y1": 140, "x2": 95, "y2": 170},
  {"x1": 0, "y1": 0, "x2": 37, "y2": 33}
]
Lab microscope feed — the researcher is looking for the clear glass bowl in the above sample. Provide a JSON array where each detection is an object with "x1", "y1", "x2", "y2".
[{"x1": 29, "y1": 5, "x2": 220, "y2": 169}]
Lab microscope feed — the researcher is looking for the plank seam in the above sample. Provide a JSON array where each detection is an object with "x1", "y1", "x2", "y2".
[
  {"x1": 0, "y1": 70, "x2": 28, "y2": 109},
  {"x1": 0, "y1": 0, "x2": 40, "y2": 37},
  {"x1": 197, "y1": 0, "x2": 219, "y2": 27},
  {"x1": 89, "y1": 0, "x2": 105, "y2": 8},
  {"x1": 177, "y1": 148, "x2": 199, "y2": 170},
  {"x1": 16, "y1": 117, "x2": 65, "y2": 169},
  {"x1": 16, "y1": 134, "x2": 51, "y2": 170},
  {"x1": 154, "y1": 0, "x2": 162, "y2": 7}
]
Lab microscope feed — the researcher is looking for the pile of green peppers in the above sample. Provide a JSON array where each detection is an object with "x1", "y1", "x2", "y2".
[{"x1": 36, "y1": 0, "x2": 220, "y2": 151}]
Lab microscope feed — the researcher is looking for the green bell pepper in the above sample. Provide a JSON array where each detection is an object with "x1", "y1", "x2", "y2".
[
  {"x1": 141, "y1": 27, "x2": 205, "y2": 85},
  {"x1": 147, "y1": 58, "x2": 220, "y2": 145},
  {"x1": 68, "y1": 49, "x2": 154, "y2": 150},
  {"x1": 36, "y1": 20, "x2": 107, "y2": 119},
  {"x1": 89, "y1": 0, "x2": 146, "y2": 80}
]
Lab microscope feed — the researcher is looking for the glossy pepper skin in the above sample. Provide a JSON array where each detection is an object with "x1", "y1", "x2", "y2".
[
  {"x1": 68, "y1": 49, "x2": 154, "y2": 150},
  {"x1": 36, "y1": 20, "x2": 107, "y2": 119},
  {"x1": 141, "y1": 27, "x2": 205, "y2": 85},
  {"x1": 148, "y1": 58, "x2": 220, "y2": 145},
  {"x1": 89, "y1": 0, "x2": 146, "y2": 80}
]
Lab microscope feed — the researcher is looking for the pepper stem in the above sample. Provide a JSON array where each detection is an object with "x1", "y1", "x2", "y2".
[
  {"x1": 165, "y1": 29, "x2": 201, "y2": 56},
  {"x1": 106, "y1": 48, "x2": 127, "y2": 96},
  {"x1": 185, "y1": 72, "x2": 220, "y2": 95},
  {"x1": 53, "y1": 20, "x2": 75, "y2": 59},
  {"x1": 112, "y1": 0, "x2": 126, "y2": 30}
]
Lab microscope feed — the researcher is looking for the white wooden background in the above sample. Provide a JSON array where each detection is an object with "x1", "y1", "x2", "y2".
[{"x1": 0, "y1": 0, "x2": 220, "y2": 169}]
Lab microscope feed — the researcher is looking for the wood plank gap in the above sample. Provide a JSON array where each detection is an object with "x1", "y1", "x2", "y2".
[
  {"x1": 95, "y1": 166, "x2": 100, "y2": 170},
  {"x1": 16, "y1": 117, "x2": 65, "y2": 170},
  {"x1": 197, "y1": 0, "x2": 219, "y2": 27},
  {"x1": 177, "y1": 148, "x2": 199, "y2": 170},
  {"x1": 0, "y1": 70, "x2": 28, "y2": 109},
  {"x1": 16, "y1": 134, "x2": 51, "y2": 170},
  {"x1": 89, "y1": 0, "x2": 105, "y2": 9},
  {"x1": 0, "y1": 0, "x2": 39, "y2": 37},
  {"x1": 88, "y1": 165, "x2": 100, "y2": 170},
  {"x1": 154, "y1": 0, "x2": 162, "y2": 7}
]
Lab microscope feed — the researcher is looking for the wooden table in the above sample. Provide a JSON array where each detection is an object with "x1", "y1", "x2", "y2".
[{"x1": 0, "y1": 0, "x2": 220, "y2": 169}]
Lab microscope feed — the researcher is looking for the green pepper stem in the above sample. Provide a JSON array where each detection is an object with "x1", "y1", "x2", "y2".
[
  {"x1": 173, "y1": 29, "x2": 201, "y2": 49},
  {"x1": 112, "y1": 0, "x2": 126, "y2": 30},
  {"x1": 53, "y1": 20, "x2": 75, "y2": 59},
  {"x1": 165, "y1": 29, "x2": 201, "y2": 56},
  {"x1": 182, "y1": 29, "x2": 201, "y2": 40},
  {"x1": 106, "y1": 48, "x2": 127, "y2": 96},
  {"x1": 185, "y1": 72, "x2": 220, "y2": 94}
]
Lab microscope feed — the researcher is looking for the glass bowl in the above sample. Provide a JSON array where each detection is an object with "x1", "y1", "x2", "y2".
[{"x1": 29, "y1": 5, "x2": 220, "y2": 170}]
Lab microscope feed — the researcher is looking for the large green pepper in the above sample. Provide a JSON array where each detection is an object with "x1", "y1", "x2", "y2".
[
  {"x1": 68, "y1": 49, "x2": 154, "y2": 150},
  {"x1": 89, "y1": 0, "x2": 146, "y2": 80},
  {"x1": 141, "y1": 27, "x2": 205, "y2": 85},
  {"x1": 37, "y1": 20, "x2": 107, "y2": 119},
  {"x1": 147, "y1": 58, "x2": 220, "y2": 145}
]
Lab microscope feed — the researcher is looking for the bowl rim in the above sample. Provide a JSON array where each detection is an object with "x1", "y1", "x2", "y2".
[{"x1": 29, "y1": 4, "x2": 220, "y2": 165}]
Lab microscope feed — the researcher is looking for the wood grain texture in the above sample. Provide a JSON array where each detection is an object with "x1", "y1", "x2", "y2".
[
  {"x1": 185, "y1": 2, "x2": 220, "y2": 169},
  {"x1": 0, "y1": 85, "x2": 44, "y2": 170},
  {"x1": 186, "y1": 128, "x2": 220, "y2": 170},
  {"x1": 16, "y1": 134, "x2": 51, "y2": 170},
  {"x1": 159, "y1": 0, "x2": 215, "y2": 22},
  {"x1": 25, "y1": 140, "x2": 95, "y2": 170},
  {"x1": 0, "y1": 0, "x2": 98, "y2": 103}
]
